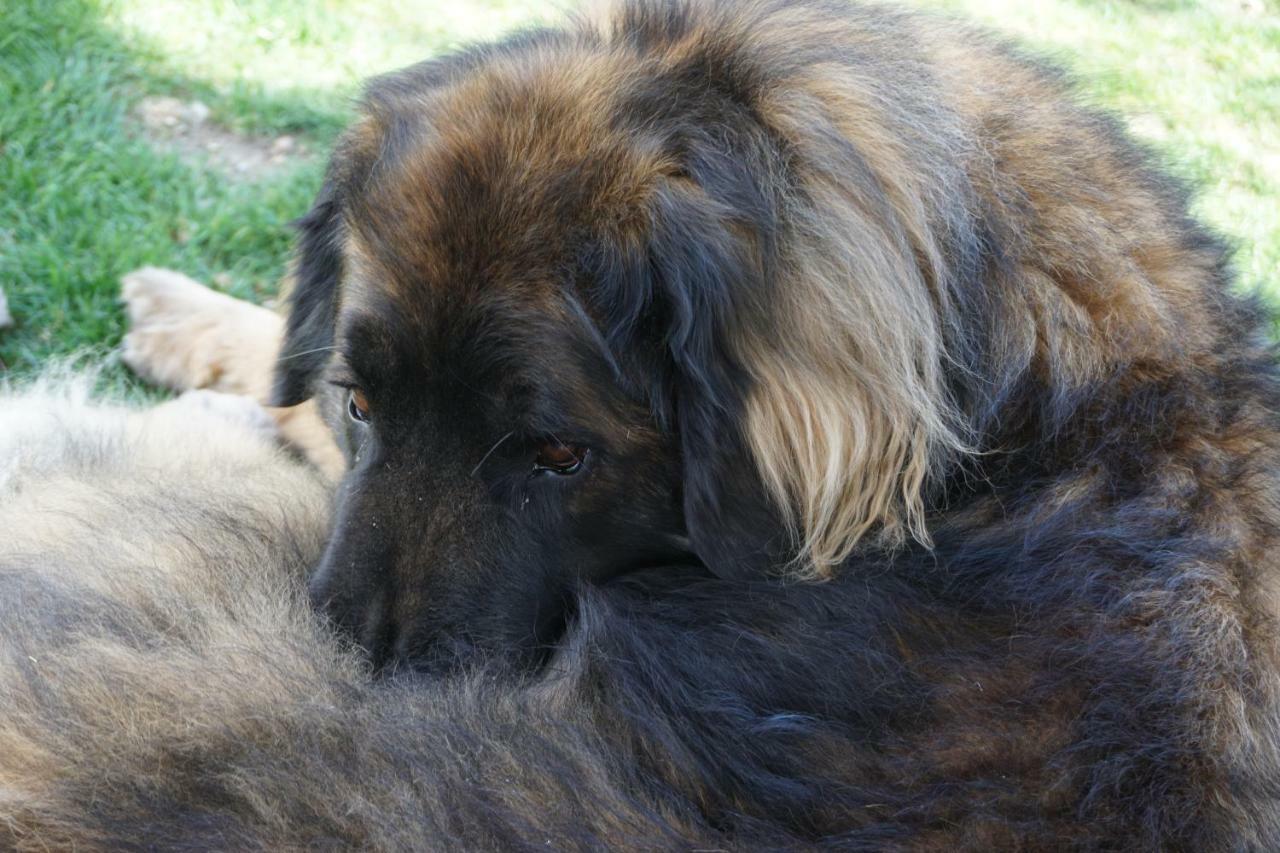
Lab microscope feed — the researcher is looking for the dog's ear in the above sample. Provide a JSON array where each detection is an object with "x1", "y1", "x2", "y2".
[
  {"x1": 585, "y1": 140, "x2": 796, "y2": 580},
  {"x1": 645, "y1": 180, "x2": 795, "y2": 581},
  {"x1": 677, "y1": 398, "x2": 794, "y2": 581},
  {"x1": 272, "y1": 184, "x2": 345, "y2": 407}
]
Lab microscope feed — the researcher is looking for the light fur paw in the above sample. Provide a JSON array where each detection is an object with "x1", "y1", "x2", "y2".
[{"x1": 120, "y1": 266, "x2": 283, "y2": 398}]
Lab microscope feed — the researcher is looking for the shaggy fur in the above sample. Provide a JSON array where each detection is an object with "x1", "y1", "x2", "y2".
[{"x1": 3, "y1": 0, "x2": 1280, "y2": 848}]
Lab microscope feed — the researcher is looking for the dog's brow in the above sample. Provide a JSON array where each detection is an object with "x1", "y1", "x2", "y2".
[{"x1": 324, "y1": 359, "x2": 360, "y2": 388}]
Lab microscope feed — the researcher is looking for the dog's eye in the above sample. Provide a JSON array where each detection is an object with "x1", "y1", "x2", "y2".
[
  {"x1": 534, "y1": 439, "x2": 586, "y2": 475},
  {"x1": 347, "y1": 388, "x2": 371, "y2": 423}
]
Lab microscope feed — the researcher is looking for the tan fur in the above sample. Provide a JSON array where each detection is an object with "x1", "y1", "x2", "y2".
[{"x1": 742, "y1": 66, "x2": 969, "y2": 570}]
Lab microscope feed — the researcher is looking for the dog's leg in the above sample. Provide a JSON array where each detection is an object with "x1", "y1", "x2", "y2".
[
  {"x1": 121, "y1": 267, "x2": 344, "y2": 478},
  {"x1": 122, "y1": 267, "x2": 283, "y2": 396}
]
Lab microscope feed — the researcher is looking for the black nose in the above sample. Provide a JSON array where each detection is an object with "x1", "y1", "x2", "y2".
[{"x1": 308, "y1": 572, "x2": 399, "y2": 672}]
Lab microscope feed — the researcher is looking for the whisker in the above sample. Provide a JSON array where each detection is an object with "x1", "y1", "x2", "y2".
[
  {"x1": 471, "y1": 430, "x2": 515, "y2": 477},
  {"x1": 276, "y1": 345, "x2": 340, "y2": 362},
  {"x1": 547, "y1": 432, "x2": 583, "y2": 464}
]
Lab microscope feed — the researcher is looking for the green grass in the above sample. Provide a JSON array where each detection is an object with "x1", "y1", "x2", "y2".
[
  {"x1": 0, "y1": 0, "x2": 559, "y2": 389},
  {"x1": 920, "y1": 0, "x2": 1280, "y2": 322},
  {"x1": 1, "y1": 0, "x2": 1277, "y2": 386}
]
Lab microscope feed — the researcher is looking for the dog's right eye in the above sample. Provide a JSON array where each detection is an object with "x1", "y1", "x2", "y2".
[
  {"x1": 534, "y1": 439, "x2": 586, "y2": 475},
  {"x1": 347, "y1": 389, "x2": 371, "y2": 423}
]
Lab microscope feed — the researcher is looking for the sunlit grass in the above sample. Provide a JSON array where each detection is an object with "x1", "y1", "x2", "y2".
[
  {"x1": 102, "y1": 0, "x2": 561, "y2": 131},
  {"x1": 916, "y1": 0, "x2": 1280, "y2": 314}
]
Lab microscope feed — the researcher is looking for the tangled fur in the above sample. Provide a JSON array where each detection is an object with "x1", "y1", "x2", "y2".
[{"x1": 3, "y1": 0, "x2": 1280, "y2": 848}]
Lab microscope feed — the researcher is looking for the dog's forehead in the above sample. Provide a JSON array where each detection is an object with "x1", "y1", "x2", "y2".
[
  {"x1": 335, "y1": 51, "x2": 674, "y2": 307},
  {"x1": 337, "y1": 227, "x2": 624, "y2": 413},
  {"x1": 339, "y1": 222, "x2": 565, "y2": 347},
  {"x1": 321, "y1": 40, "x2": 696, "y2": 425}
]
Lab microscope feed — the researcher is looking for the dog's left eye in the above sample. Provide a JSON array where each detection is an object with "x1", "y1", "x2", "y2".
[
  {"x1": 347, "y1": 389, "x2": 372, "y2": 423},
  {"x1": 534, "y1": 439, "x2": 586, "y2": 475}
]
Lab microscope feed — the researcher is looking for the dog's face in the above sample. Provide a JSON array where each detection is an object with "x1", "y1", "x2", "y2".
[
  {"x1": 272, "y1": 13, "x2": 961, "y2": 673},
  {"x1": 272, "y1": 42, "x2": 794, "y2": 673},
  {"x1": 301, "y1": 273, "x2": 691, "y2": 672}
]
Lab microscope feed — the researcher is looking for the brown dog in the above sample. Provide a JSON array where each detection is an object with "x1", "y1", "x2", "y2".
[{"x1": 29, "y1": 0, "x2": 1280, "y2": 846}]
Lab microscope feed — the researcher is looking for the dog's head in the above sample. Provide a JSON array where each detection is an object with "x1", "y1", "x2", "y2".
[{"x1": 274, "y1": 6, "x2": 971, "y2": 673}]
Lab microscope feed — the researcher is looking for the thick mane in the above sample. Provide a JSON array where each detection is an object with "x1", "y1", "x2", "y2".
[
  {"x1": 570, "y1": 0, "x2": 983, "y2": 574},
  {"x1": 584, "y1": 0, "x2": 1257, "y2": 577},
  {"x1": 733, "y1": 11, "x2": 980, "y2": 570}
]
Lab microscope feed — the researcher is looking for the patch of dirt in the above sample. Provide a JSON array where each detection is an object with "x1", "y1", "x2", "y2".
[{"x1": 133, "y1": 96, "x2": 311, "y2": 180}]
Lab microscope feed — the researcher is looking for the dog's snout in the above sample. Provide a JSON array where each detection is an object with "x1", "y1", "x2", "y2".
[{"x1": 308, "y1": 569, "x2": 401, "y2": 671}]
